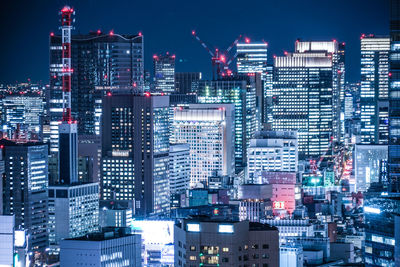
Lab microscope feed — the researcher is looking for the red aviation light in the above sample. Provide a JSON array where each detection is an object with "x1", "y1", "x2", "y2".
[
  {"x1": 138, "y1": 32, "x2": 142, "y2": 36},
  {"x1": 97, "y1": 29, "x2": 101, "y2": 35},
  {"x1": 161, "y1": 92, "x2": 165, "y2": 96},
  {"x1": 220, "y1": 55, "x2": 226, "y2": 62},
  {"x1": 389, "y1": 72, "x2": 392, "y2": 77},
  {"x1": 107, "y1": 92, "x2": 112, "y2": 97},
  {"x1": 50, "y1": 32, "x2": 55, "y2": 37},
  {"x1": 245, "y1": 37, "x2": 250, "y2": 43},
  {"x1": 191, "y1": 30, "x2": 196, "y2": 35},
  {"x1": 109, "y1": 30, "x2": 114, "y2": 36},
  {"x1": 145, "y1": 92, "x2": 151, "y2": 97}
]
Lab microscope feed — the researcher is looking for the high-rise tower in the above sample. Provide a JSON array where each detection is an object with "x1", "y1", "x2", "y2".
[{"x1": 58, "y1": 6, "x2": 78, "y2": 184}]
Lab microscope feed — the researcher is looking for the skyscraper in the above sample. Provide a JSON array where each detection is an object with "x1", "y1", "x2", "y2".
[
  {"x1": 172, "y1": 104, "x2": 235, "y2": 187},
  {"x1": 1, "y1": 94, "x2": 44, "y2": 141},
  {"x1": 273, "y1": 41, "x2": 343, "y2": 159},
  {"x1": 49, "y1": 32, "x2": 144, "y2": 152},
  {"x1": 388, "y1": 0, "x2": 400, "y2": 192},
  {"x1": 101, "y1": 93, "x2": 170, "y2": 216},
  {"x1": 360, "y1": 35, "x2": 390, "y2": 144},
  {"x1": 197, "y1": 75, "x2": 258, "y2": 170},
  {"x1": 1, "y1": 140, "x2": 48, "y2": 252},
  {"x1": 236, "y1": 40, "x2": 268, "y2": 74},
  {"x1": 175, "y1": 72, "x2": 202, "y2": 94},
  {"x1": 153, "y1": 53, "x2": 176, "y2": 93}
]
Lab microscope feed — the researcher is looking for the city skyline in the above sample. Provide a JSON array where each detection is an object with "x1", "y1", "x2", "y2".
[{"x1": 0, "y1": 0, "x2": 389, "y2": 83}]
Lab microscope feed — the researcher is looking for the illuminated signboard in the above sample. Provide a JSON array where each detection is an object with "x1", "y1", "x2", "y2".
[
  {"x1": 14, "y1": 230, "x2": 26, "y2": 247},
  {"x1": 112, "y1": 150, "x2": 129, "y2": 157},
  {"x1": 273, "y1": 201, "x2": 285, "y2": 210},
  {"x1": 218, "y1": 224, "x2": 234, "y2": 233},
  {"x1": 187, "y1": 223, "x2": 200, "y2": 232}
]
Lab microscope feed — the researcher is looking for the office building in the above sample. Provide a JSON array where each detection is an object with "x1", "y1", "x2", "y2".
[
  {"x1": 169, "y1": 143, "x2": 190, "y2": 195},
  {"x1": 236, "y1": 40, "x2": 268, "y2": 74},
  {"x1": 174, "y1": 217, "x2": 279, "y2": 267},
  {"x1": 154, "y1": 53, "x2": 175, "y2": 93},
  {"x1": 172, "y1": 104, "x2": 235, "y2": 187},
  {"x1": 49, "y1": 32, "x2": 144, "y2": 152},
  {"x1": 175, "y1": 72, "x2": 202, "y2": 94},
  {"x1": 354, "y1": 144, "x2": 388, "y2": 192},
  {"x1": 247, "y1": 131, "x2": 298, "y2": 183},
  {"x1": 0, "y1": 215, "x2": 14, "y2": 267},
  {"x1": 48, "y1": 183, "x2": 100, "y2": 251},
  {"x1": 197, "y1": 75, "x2": 258, "y2": 170},
  {"x1": 363, "y1": 193, "x2": 400, "y2": 266},
  {"x1": 388, "y1": 0, "x2": 400, "y2": 192},
  {"x1": 360, "y1": 35, "x2": 390, "y2": 144},
  {"x1": 101, "y1": 94, "x2": 170, "y2": 216},
  {"x1": 60, "y1": 227, "x2": 141, "y2": 267},
  {"x1": 1, "y1": 95, "x2": 44, "y2": 141},
  {"x1": 273, "y1": 41, "x2": 344, "y2": 159},
  {"x1": 1, "y1": 140, "x2": 48, "y2": 252},
  {"x1": 99, "y1": 200, "x2": 133, "y2": 228},
  {"x1": 78, "y1": 134, "x2": 101, "y2": 183}
]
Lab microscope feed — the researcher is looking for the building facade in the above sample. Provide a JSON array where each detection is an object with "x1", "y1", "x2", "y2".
[
  {"x1": 388, "y1": 0, "x2": 400, "y2": 192},
  {"x1": 197, "y1": 76, "x2": 258, "y2": 170},
  {"x1": 60, "y1": 227, "x2": 141, "y2": 267},
  {"x1": 172, "y1": 104, "x2": 235, "y2": 187},
  {"x1": 48, "y1": 183, "x2": 100, "y2": 251},
  {"x1": 101, "y1": 94, "x2": 170, "y2": 216},
  {"x1": 169, "y1": 143, "x2": 190, "y2": 194},
  {"x1": 1, "y1": 140, "x2": 48, "y2": 252},
  {"x1": 174, "y1": 218, "x2": 279, "y2": 267},
  {"x1": 175, "y1": 72, "x2": 202, "y2": 94},
  {"x1": 153, "y1": 53, "x2": 176, "y2": 93},
  {"x1": 273, "y1": 41, "x2": 344, "y2": 159},
  {"x1": 49, "y1": 32, "x2": 144, "y2": 152},
  {"x1": 247, "y1": 131, "x2": 298, "y2": 183},
  {"x1": 360, "y1": 35, "x2": 390, "y2": 144}
]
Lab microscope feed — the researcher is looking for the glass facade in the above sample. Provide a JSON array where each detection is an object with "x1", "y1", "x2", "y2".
[
  {"x1": 154, "y1": 54, "x2": 176, "y2": 93},
  {"x1": 389, "y1": 0, "x2": 400, "y2": 192},
  {"x1": 360, "y1": 36, "x2": 390, "y2": 144},
  {"x1": 273, "y1": 41, "x2": 340, "y2": 159},
  {"x1": 49, "y1": 33, "x2": 144, "y2": 152},
  {"x1": 197, "y1": 76, "x2": 257, "y2": 171}
]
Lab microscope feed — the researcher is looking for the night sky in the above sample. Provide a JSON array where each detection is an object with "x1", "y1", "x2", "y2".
[{"x1": 0, "y1": 0, "x2": 389, "y2": 84}]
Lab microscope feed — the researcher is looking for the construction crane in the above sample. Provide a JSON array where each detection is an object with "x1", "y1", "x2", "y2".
[{"x1": 191, "y1": 30, "x2": 242, "y2": 79}]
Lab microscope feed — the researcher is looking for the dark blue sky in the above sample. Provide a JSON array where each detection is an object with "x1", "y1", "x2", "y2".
[{"x1": 0, "y1": 0, "x2": 389, "y2": 84}]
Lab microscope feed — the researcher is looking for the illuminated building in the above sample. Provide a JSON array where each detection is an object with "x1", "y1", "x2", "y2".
[
  {"x1": 236, "y1": 40, "x2": 268, "y2": 74},
  {"x1": 363, "y1": 193, "x2": 400, "y2": 266},
  {"x1": 0, "y1": 215, "x2": 14, "y2": 266},
  {"x1": 49, "y1": 32, "x2": 144, "y2": 152},
  {"x1": 174, "y1": 217, "x2": 279, "y2": 267},
  {"x1": 354, "y1": 144, "x2": 388, "y2": 192},
  {"x1": 131, "y1": 220, "x2": 175, "y2": 266},
  {"x1": 273, "y1": 41, "x2": 344, "y2": 159},
  {"x1": 247, "y1": 131, "x2": 297, "y2": 183},
  {"x1": 1, "y1": 95, "x2": 44, "y2": 140},
  {"x1": 169, "y1": 143, "x2": 190, "y2": 196},
  {"x1": 171, "y1": 104, "x2": 235, "y2": 187},
  {"x1": 262, "y1": 219, "x2": 316, "y2": 244},
  {"x1": 175, "y1": 72, "x2": 202, "y2": 94},
  {"x1": 60, "y1": 227, "x2": 141, "y2": 267},
  {"x1": 99, "y1": 200, "x2": 133, "y2": 228},
  {"x1": 360, "y1": 35, "x2": 390, "y2": 144},
  {"x1": 388, "y1": 0, "x2": 400, "y2": 192},
  {"x1": 78, "y1": 134, "x2": 101, "y2": 183},
  {"x1": 101, "y1": 94, "x2": 170, "y2": 216},
  {"x1": 197, "y1": 75, "x2": 257, "y2": 170},
  {"x1": 154, "y1": 53, "x2": 175, "y2": 93},
  {"x1": 1, "y1": 140, "x2": 48, "y2": 252},
  {"x1": 48, "y1": 183, "x2": 99, "y2": 251}
]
